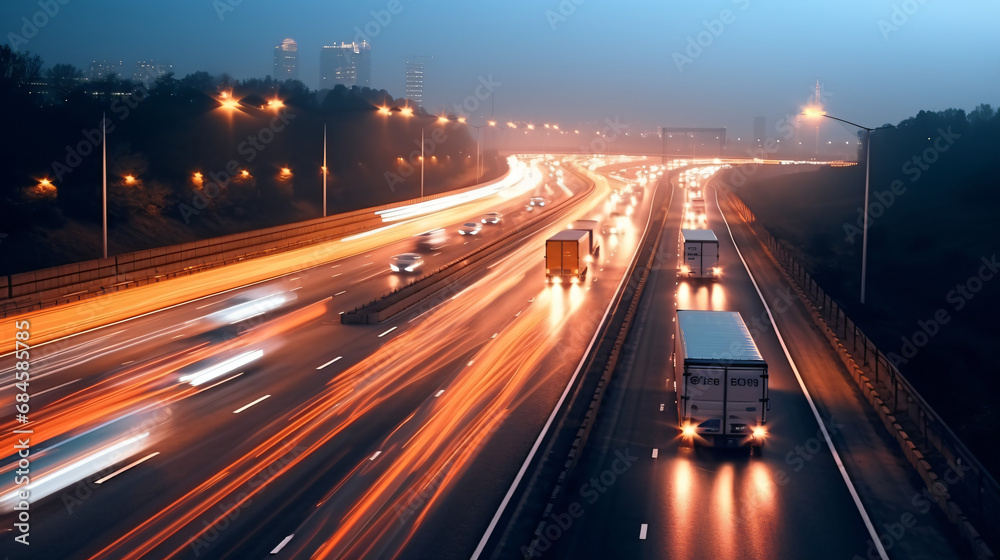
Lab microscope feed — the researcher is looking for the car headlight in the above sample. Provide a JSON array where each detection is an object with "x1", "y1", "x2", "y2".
[{"x1": 390, "y1": 264, "x2": 400, "y2": 271}]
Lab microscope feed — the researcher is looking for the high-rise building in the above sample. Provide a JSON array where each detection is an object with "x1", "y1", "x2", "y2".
[
  {"x1": 319, "y1": 41, "x2": 371, "y2": 88},
  {"x1": 405, "y1": 58, "x2": 425, "y2": 106},
  {"x1": 753, "y1": 116, "x2": 766, "y2": 144},
  {"x1": 273, "y1": 38, "x2": 299, "y2": 81}
]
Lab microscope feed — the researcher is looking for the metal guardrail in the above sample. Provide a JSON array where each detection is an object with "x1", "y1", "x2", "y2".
[{"x1": 724, "y1": 191, "x2": 997, "y2": 558}]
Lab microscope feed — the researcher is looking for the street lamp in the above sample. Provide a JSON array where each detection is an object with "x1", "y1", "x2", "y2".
[{"x1": 802, "y1": 108, "x2": 874, "y2": 304}]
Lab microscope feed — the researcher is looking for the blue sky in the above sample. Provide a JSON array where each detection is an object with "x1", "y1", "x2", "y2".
[{"x1": 4, "y1": 0, "x2": 998, "y2": 138}]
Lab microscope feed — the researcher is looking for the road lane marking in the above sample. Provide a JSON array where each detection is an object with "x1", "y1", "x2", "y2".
[
  {"x1": 331, "y1": 264, "x2": 341, "y2": 268},
  {"x1": 659, "y1": 403, "x2": 664, "y2": 411},
  {"x1": 362, "y1": 262, "x2": 374, "y2": 266},
  {"x1": 234, "y1": 395, "x2": 271, "y2": 414},
  {"x1": 472, "y1": 169, "x2": 663, "y2": 560},
  {"x1": 467, "y1": 360, "x2": 475, "y2": 366},
  {"x1": 334, "y1": 290, "x2": 347, "y2": 296},
  {"x1": 271, "y1": 534, "x2": 294, "y2": 554},
  {"x1": 716, "y1": 186, "x2": 890, "y2": 560},
  {"x1": 317, "y1": 356, "x2": 343, "y2": 370},
  {"x1": 356, "y1": 269, "x2": 384, "y2": 283},
  {"x1": 332, "y1": 273, "x2": 343, "y2": 278},
  {"x1": 639, "y1": 524, "x2": 648, "y2": 540},
  {"x1": 432, "y1": 252, "x2": 441, "y2": 256},
  {"x1": 35, "y1": 378, "x2": 80, "y2": 397},
  {"x1": 378, "y1": 327, "x2": 397, "y2": 338},
  {"x1": 95, "y1": 452, "x2": 160, "y2": 484},
  {"x1": 121, "y1": 360, "x2": 134, "y2": 365},
  {"x1": 434, "y1": 389, "x2": 445, "y2": 398},
  {"x1": 172, "y1": 334, "x2": 185, "y2": 339},
  {"x1": 369, "y1": 450, "x2": 381, "y2": 460},
  {"x1": 491, "y1": 333, "x2": 498, "y2": 339},
  {"x1": 195, "y1": 301, "x2": 221, "y2": 310}
]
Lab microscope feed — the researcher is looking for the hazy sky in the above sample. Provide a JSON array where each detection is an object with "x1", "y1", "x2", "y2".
[{"x1": 4, "y1": 0, "x2": 999, "y2": 138}]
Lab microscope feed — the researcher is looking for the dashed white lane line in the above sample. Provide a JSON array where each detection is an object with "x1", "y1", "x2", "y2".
[
  {"x1": 378, "y1": 327, "x2": 398, "y2": 338},
  {"x1": 334, "y1": 290, "x2": 347, "y2": 296},
  {"x1": 652, "y1": 449, "x2": 658, "y2": 459},
  {"x1": 270, "y1": 534, "x2": 294, "y2": 554},
  {"x1": 316, "y1": 356, "x2": 343, "y2": 370},
  {"x1": 95, "y1": 452, "x2": 160, "y2": 485},
  {"x1": 332, "y1": 273, "x2": 343, "y2": 278},
  {"x1": 434, "y1": 389, "x2": 445, "y2": 398},
  {"x1": 233, "y1": 394, "x2": 271, "y2": 414},
  {"x1": 639, "y1": 524, "x2": 648, "y2": 540},
  {"x1": 369, "y1": 450, "x2": 382, "y2": 461}
]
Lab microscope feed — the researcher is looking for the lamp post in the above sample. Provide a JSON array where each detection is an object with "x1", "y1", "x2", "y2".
[
  {"x1": 102, "y1": 112, "x2": 108, "y2": 259},
  {"x1": 323, "y1": 123, "x2": 327, "y2": 217},
  {"x1": 803, "y1": 109, "x2": 874, "y2": 304}
]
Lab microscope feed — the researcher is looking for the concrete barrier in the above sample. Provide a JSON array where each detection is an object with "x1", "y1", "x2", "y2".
[{"x1": 1, "y1": 167, "x2": 512, "y2": 317}]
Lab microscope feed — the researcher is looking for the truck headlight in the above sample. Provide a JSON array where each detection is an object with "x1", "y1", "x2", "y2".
[
  {"x1": 681, "y1": 423, "x2": 696, "y2": 437},
  {"x1": 753, "y1": 426, "x2": 767, "y2": 439}
]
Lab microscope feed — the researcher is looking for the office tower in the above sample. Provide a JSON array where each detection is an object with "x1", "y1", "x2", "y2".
[
  {"x1": 273, "y1": 38, "x2": 299, "y2": 80},
  {"x1": 405, "y1": 57, "x2": 425, "y2": 106},
  {"x1": 320, "y1": 41, "x2": 370, "y2": 88}
]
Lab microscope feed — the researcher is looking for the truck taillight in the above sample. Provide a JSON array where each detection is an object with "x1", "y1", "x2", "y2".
[
  {"x1": 752, "y1": 426, "x2": 767, "y2": 439},
  {"x1": 681, "y1": 423, "x2": 696, "y2": 437}
]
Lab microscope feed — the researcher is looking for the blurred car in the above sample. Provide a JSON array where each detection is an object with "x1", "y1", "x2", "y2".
[
  {"x1": 602, "y1": 212, "x2": 625, "y2": 234},
  {"x1": 458, "y1": 222, "x2": 483, "y2": 235},
  {"x1": 530, "y1": 197, "x2": 547, "y2": 207},
  {"x1": 481, "y1": 212, "x2": 503, "y2": 224},
  {"x1": 415, "y1": 229, "x2": 447, "y2": 251},
  {"x1": 390, "y1": 253, "x2": 424, "y2": 272}
]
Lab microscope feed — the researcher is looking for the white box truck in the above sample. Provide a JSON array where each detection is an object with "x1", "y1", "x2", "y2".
[
  {"x1": 568, "y1": 219, "x2": 600, "y2": 257},
  {"x1": 680, "y1": 229, "x2": 720, "y2": 279},
  {"x1": 675, "y1": 310, "x2": 768, "y2": 449}
]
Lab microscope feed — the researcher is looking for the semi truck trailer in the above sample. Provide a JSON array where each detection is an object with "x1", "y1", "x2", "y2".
[
  {"x1": 680, "y1": 228, "x2": 720, "y2": 279},
  {"x1": 568, "y1": 219, "x2": 601, "y2": 257},
  {"x1": 545, "y1": 229, "x2": 590, "y2": 282},
  {"x1": 675, "y1": 310, "x2": 768, "y2": 449}
]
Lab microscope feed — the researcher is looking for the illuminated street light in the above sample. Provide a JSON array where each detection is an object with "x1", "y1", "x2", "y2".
[
  {"x1": 488, "y1": 120, "x2": 497, "y2": 127},
  {"x1": 281, "y1": 167, "x2": 292, "y2": 176},
  {"x1": 507, "y1": 121, "x2": 517, "y2": 129},
  {"x1": 193, "y1": 172, "x2": 204, "y2": 186},
  {"x1": 437, "y1": 115, "x2": 450, "y2": 123},
  {"x1": 526, "y1": 124, "x2": 535, "y2": 130},
  {"x1": 802, "y1": 108, "x2": 874, "y2": 304},
  {"x1": 266, "y1": 98, "x2": 285, "y2": 110},
  {"x1": 124, "y1": 175, "x2": 136, "y2": 185},
  {"x1": 241, "y1": 169, "x2": 250, "y2": 178},
  {"x1": 377, "y1": 105, "x2": 391, "y2": 116},
  {"x1": 457, "y1": 116, "x2": 467, "y2": 124},
  {"x1": 399, "y1": 106, "x2": 414, "y2": 117}
]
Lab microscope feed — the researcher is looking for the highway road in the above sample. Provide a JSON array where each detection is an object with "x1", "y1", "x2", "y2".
[
  {"x1": 511, "y1": 166, "x2": 966, "y2": 560},
  {"x1": 0, "y1": 155, "x2": 666, "y2": 559}
]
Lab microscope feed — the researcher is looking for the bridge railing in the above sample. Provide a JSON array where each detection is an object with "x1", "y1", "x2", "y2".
[{"x1": 724, "y1": 191, "x2": 997, "y2": 558}]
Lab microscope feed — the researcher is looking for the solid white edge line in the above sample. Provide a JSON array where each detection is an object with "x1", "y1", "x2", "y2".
[
  {"x1": 316, "y1": 356, "x2": 343, "y2": 370},
  {"x1": 377, "y1": 326, "x2": 397, "y2": 338},
  {"x1": 233, "y1": 394, "x2": 271, "y2": 414},
  {"x1": 715, "y1": 186, "x2": 890, "y2": 560},
  {"x1": 270, "y1": 534, "x2": 294, "y2": 554},
  {"x1": 94, "y1": 452, "x2": 160, "y2": 484},
  {"x1": 470, "y1": 164, "x2": 660, "y2": 560},
  {"x1": 639, "y1": 523, "x2": 648, "y2": 540}
]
